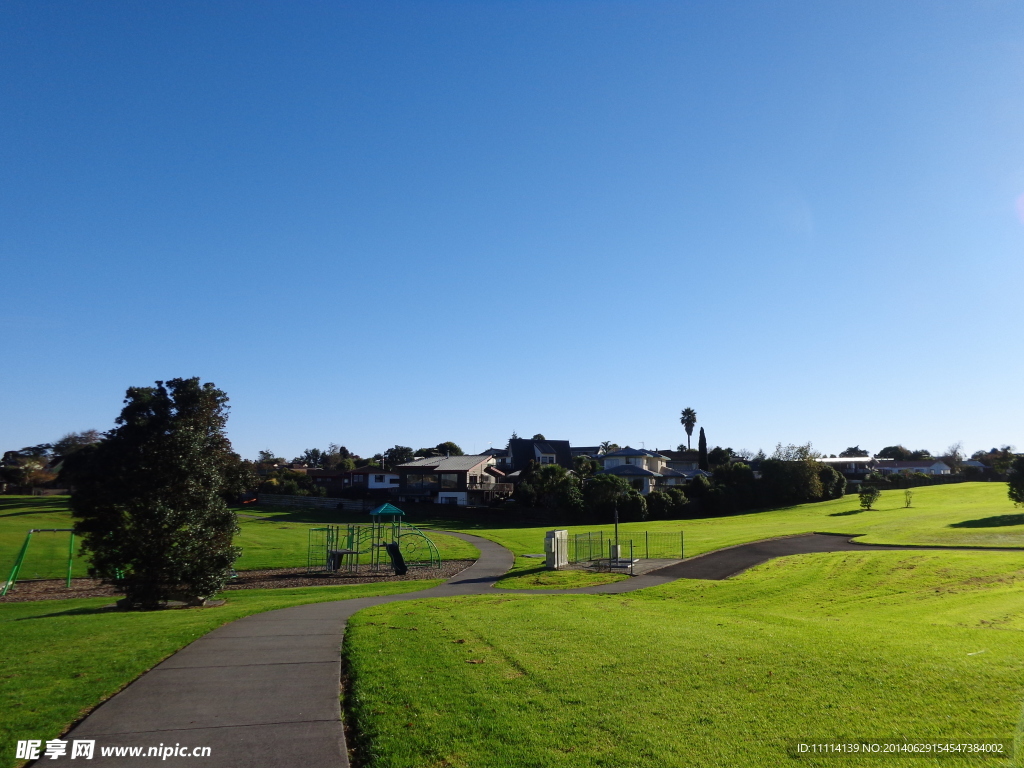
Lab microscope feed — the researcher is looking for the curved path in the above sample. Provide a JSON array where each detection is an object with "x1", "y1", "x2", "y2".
[{"x1": 59, "y1": 532, "x2": 1021, "y2": 766}]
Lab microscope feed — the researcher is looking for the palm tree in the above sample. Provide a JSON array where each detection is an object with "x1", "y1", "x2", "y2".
[{"x1": 680, "y1": 408, "x2": 698, "y2": 450}]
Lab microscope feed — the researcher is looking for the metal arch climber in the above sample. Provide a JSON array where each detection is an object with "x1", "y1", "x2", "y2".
[
  {"x1": 2, "y1": 528, "x2": 76, "y2": 597},
  {"x1": 307, "y1": 503, "x2": 441, "y2": 576}
]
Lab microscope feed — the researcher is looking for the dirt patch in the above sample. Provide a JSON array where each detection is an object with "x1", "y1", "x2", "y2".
[{"x1": 0, "y1": 560, "x2": 474, "y2": 603}]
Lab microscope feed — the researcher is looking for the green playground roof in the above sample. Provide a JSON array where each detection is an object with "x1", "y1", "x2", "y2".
[{"x1": 368, "y1": 503, "x2": 406, "y2": 517}]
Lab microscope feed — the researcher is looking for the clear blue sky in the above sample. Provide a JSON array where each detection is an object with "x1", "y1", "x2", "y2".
[{"x1": 2, "y1": 1, "x2": 1023, "y2": 461}]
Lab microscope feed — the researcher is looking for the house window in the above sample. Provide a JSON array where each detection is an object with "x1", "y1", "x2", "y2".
[
  {"x1": 440, "y1": 473, "x2": 458, "y2": 489},
  {"x1": 374, "y1": 475, "x2": 385, "y2": 483},
  {"x1": 405, "y1": 473, "x2": 439, "y2": 490}
]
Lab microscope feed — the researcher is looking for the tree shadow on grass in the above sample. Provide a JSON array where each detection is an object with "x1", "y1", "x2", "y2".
[
  {"x1": 0, "y1": 497, "x2": 72, "y2": 515},
  {"x1": 950, "y1": 514, "x2": 1024, "y2": 528},
  {"x1": 829, "y1": 509, "x2": 864, "y2": 517},
  {"x1": 15, "y1": 605, "x2": 118, "y2": 620}
]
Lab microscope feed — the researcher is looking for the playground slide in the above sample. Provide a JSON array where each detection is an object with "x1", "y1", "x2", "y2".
[{"x1": 384, "y1": 542, "x2": 408, "y2": 576}]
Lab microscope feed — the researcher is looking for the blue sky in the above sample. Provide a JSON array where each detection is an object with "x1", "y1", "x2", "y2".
[{"x1": 2, "y1": 1, "x2": 1023, "y2": 461}]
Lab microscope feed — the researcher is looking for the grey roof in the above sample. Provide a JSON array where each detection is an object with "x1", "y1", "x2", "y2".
[
  {"x1": 601, "y1": 446, "x2": 669, "y2": 459},
  {"x1": 507, "y1": 439, "x2": 573, "y2": 471},
  {"x1": 883, "y1": 460, "x2": 950, "y2": 469},
  {"x1": 598, "y1": 464, "x2": 661, "y2": 478},
  {"x1": 396, "y1": 454, "x2": 493, "y2": 471},
  {"x1": 658, "y1": 466, "x2": 690, "y2": 477}
]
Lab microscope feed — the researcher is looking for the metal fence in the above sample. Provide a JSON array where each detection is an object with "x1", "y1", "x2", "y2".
[{"x1": 568, "y1": 531, "x2": 684, "y2": 564}]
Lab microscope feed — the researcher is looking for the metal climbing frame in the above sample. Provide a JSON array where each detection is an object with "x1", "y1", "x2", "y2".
[
  {"x1": 307, "y1": 503, "x2": 441, "y2": 575},
  {"x1": 2, "y1": 528, "x2": 76, "y2": 597}
]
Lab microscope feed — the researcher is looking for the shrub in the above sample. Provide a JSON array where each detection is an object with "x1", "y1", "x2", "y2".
[
  {"x1": 645, "y1": 490, "x2": 672, "y2": 520},
  {"x1": 859, "y1": 485, "x2": 881, "y2": 511},
  {"x1": 818, "y1": 465, "x2": 846, "y2": 500},
  {"x1": 618, "y1": 489, "x2": 648, "y2": 522}
]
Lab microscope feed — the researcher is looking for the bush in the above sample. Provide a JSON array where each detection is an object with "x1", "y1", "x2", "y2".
[
  {"x1": 618, "y1": 490, "x2": 648, "y2": 522},
  {"x1": 759, "y1": 459, "x2": 825, "y2": 507},
  {"x1": 646, "y1": 491, "x2": 672, "y2": 520},
  {"x1": 583, "y1": 474, "x2": 632, "y2": 519},
  {"x1": 818, "y1": 465, "x2": 846, "y2": 500},
  {"x1": 859, "y1": 485, "x2": 881, "y2": 511}
]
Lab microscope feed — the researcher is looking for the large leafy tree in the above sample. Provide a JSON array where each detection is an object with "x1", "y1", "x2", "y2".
[
  {"x1": 1008, "y1": 457, "x2": 1024, "y2": 507},
  {"x1": 383, "y1": 445, "x2": 415, "y2": 468},
  {"x1": 679, "y1": 408, "x2": 697, "y2": 450},
  {"x1": 707, "y1": 446, "x2": 734, "y2": 468},
  {"x1": 875, "y1": 445, "x2": 931, "y2": 461},
  {"x1": 67, "y1": 378, "x2": 243, "y2": 608}
]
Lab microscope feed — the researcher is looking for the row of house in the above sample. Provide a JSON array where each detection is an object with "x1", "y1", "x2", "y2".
[
  {"x1": 280, "y1": 443, "x2": 962, "y2": 507},
  {"x1": 301, "y1": 439, "x2": 711, "y2": 506},
  {"x1": 817, "y1": 457, "x2": 953, "y2": 486}
]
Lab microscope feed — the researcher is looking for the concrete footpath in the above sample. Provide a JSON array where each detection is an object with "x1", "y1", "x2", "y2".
[
  {"x1": 58, "y1": 533, "x2": 514, "y2": 767},
  {"x1": 51, "y1": 532, "x2": 1019, "y2": 766}
]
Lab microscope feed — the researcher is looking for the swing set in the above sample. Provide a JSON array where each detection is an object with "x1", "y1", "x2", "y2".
[{"x1": 2, "y1": 528, "x2": 76, "y2": 597}]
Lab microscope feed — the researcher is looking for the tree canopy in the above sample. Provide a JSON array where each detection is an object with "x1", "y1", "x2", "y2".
[
  {"x1": 1008, "y1": 457, "x2": 1024, "y2": 507},
  {"x1": 875, "y1": 445, "x2": 932, "y2": 461},
  {"x1": 839, "y1": 445, "x2": 869, "y2": 457},
  {"x1": 383, "y1": 446, "x2": 416, "y2": 468},
  {"x1": 67, "y1": 378, "x2": 245, "y2": 607}
]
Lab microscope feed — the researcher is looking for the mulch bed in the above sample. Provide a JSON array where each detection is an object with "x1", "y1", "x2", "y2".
[{"x1": 0, "y1": 560, "x2": 475, "y2": 603}]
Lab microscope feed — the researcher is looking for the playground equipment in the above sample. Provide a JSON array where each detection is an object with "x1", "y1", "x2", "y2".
[
  {"x1": 2, "y1": 528, "x2": 76, "y2": 597},
  {"x1": 307, "y1": 503, "x2": 441, "y2": 576}
]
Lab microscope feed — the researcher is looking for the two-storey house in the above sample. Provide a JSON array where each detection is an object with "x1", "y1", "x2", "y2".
[{"x1": 396, "y1": 454, "x2": 512, "y2": 506}]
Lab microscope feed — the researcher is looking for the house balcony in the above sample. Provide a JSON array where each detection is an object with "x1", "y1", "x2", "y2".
[{"x1": 467, "y1": 482, "x2": 513, "y2": 494}]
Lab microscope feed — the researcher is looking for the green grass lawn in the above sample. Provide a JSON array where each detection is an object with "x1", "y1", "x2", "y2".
[
  {"x1": 443, "y1": 483, "x2": 1024, "y2": 560},
  {"x1": 0, "y1": 579, "x2": 443, "y2": 768},
  {"x1": 493, "y1": 559, "x2": 629, "y2": 590},
  {"x1": 345, "y1": 549, "x2": 1024, "y2": 767},
  {"x1": 0, "y1": 497, "x2": 480, "y2": 581}
]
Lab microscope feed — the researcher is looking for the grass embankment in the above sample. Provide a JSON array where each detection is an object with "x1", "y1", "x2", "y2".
[
  {"x1": 0, "y1": 497, "x2": 480, "y2": 580},
  {"x1": 449, "y1": 483, "x2": 1024, "y2": 562},
  {"x1": 346, "y1": 550, "x2": 1024, "y2": 767},
  {"x1": 0, "y1": 579, "x2": 442, "y2": 768}
]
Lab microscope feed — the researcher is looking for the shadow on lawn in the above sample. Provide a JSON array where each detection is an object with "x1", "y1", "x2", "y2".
[
  {"x1": 829, "y1": 509, "x2": 864, "y2": 517},
  {"x1": 0, "y1": 497, "x2": 72, "y2": 515},
  {"x1": 950, "y1": 514, "x2": 1024, "y2": 529},
  {"x1": 15, "y1": 605, "x2": 117, "y2": 620}
]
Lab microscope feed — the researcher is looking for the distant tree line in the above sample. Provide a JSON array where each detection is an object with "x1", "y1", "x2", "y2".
[{"x1": 503, "y1": 442, "x2": 848, "y2": 523}]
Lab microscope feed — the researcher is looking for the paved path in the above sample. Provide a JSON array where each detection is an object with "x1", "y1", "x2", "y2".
[
  {"x1": 60, "y1": 533, "x2": 513, "y2": 767},
  {"x1": 57, "y1": 532, "x2": 1021, "y2": 766},
  {"x1": 640, "y1": 533, "x2": 1024, "y2": 582}
]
